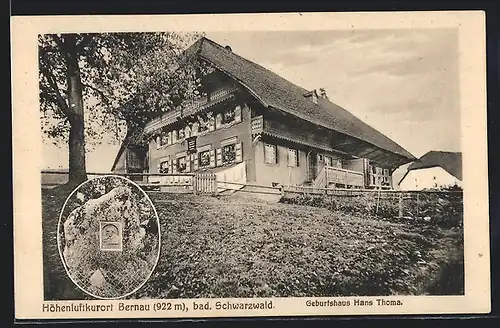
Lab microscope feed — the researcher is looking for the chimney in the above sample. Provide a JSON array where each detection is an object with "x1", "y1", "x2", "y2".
[
  {"x1": 304, "y1": 90, "x2": 319, "y2": 104},
  {"x1": 319, "y1": 88, "x2": 328, "y2": 100},
  {"x1": 225, "y1": 45, "x2": 232, "y2": 52}
]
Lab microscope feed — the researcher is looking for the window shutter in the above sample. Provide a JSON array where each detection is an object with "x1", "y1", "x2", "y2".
[
  {"x1": 185, "y1": 156, "x2": 191, "y2": 172},
  {"x1": 234, "y1": 105, "x2": 242, "y2": 123},
  {"x1": 235, "y1": 142, "x2": 243, "y2": 163},
  {"x1": 167, "y1": 132, "x2": 171, "y2": 145},
  {"x1": 209, "y1": 149, "x2": 216, "y2": 168},
  {"x1": 156, "y1": 136, "x2": 161, "y2": 149},
  {"x1": 216, "y1": 148, "x2": 223, "y2": 166},
  {"x1": 172, "y1": 130, "x2": 178, "y2": 143},
  {"x1": 172, "y1": 159, "x2": 177, "y2": 174},
  {"x1": 193, "y1": 153, "x2": 199, "y2": 171},
  {"x1": 209, "y1": 117, "x2": 215, "y2": 131},
  {"x1": 157, "y1": 162, "x2": 161, "y2": 172},
  {"x1": 274, "y1": 145, "x2": 278, "y2": 164},
  {"x1": 215, "y1": 113, "x2": 222, "y2": 129}
]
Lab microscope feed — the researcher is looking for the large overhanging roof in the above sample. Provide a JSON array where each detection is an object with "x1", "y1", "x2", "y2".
[{"x1": 188, "y1": 37, "x2": 416, "y2": 167}]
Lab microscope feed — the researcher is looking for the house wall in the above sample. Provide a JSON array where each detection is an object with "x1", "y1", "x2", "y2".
[
  {"x1": 399, "y1": 166, "x2": 462, "y2": 191},
  {"x1": 253, "y1": 140, "x2": 308, "y2": 187},
  {"x1": 344, "y1": 158, "x2": 365, "y2": 172},
  {"x1": 148, "y1": 102, "x2": 254, "y2": 178}
]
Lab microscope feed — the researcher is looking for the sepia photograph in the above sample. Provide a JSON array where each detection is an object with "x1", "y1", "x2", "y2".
[
  {"x1": 12, "y1": 11, "x2": 489, "y2": 319},
  {"x1": 40, "y1": 28, "x2": 464, "y2": 300}
]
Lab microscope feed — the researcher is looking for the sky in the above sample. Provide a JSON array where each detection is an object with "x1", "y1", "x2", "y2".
[{"x1": 42, "y1": 28, "x2": 461, "y2": 173}]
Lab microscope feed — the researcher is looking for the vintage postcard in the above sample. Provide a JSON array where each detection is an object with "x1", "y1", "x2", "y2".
[{"x1": 12, "y1": 11, "x2": 489, "y2": 320}]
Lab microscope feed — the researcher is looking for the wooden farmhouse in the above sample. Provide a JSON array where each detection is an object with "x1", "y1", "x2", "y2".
[{"x1": 112, "y1": 37, "x2": 416, "y2": 190}]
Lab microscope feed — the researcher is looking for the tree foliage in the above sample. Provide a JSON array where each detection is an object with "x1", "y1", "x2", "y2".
[{"x1": 39, "y1": 32, "x2": 210, "y2": 151}]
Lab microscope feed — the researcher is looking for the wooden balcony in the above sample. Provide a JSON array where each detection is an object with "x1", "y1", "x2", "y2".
[
  {"x1": 144, "y1": 87, "x2": 238, "y2": 134},
  {"x1": 314, "y1": 166, "x2": 364, "y2": 188},
  {"x1": 367, "y1": 173, "x2": 392, "y2": 189}
]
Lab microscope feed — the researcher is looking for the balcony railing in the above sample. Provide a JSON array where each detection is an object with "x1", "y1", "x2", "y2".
[
  {"x1": 314, "y1": 165, "x2": 364, "y2": 188},
  {"x1": 368, "y1": 173, "x2": 392, "y2": 189},
  {"x1": 144, "y1": 87, "x2": 238, "y2": 134}
]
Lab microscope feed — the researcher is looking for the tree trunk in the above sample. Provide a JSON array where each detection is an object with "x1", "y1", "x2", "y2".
[
  {"x1": 68, "y1": 115, "x2": 87, "y2": 184},
  {"x1": 65, "y1": 34, "x2": 87, "y2": 184}
]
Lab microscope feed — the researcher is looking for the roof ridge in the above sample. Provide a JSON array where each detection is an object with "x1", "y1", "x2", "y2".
[
  {"x1": 195, "y1": 36, "x2": 416, "y2": 163},
  {"x1": 426, "y1": 150, "x2": 461, "y2": 155},
  {"x1": 201, "y1": 37, "x2": 312, "y2": 94}
]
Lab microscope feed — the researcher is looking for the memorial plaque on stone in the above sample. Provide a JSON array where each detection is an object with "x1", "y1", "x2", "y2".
[{"x1": 99, "y1": 221, "x2": 123, "y2": 251}]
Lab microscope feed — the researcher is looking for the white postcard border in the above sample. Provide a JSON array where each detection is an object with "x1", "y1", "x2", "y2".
[{"x1": 11, "y1": 11, "x2": 490, "y2": 319}]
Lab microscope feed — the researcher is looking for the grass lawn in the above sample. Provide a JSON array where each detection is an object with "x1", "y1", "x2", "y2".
[{"x1": 42, "y1": 188, "x2": 464, "y2": 300}]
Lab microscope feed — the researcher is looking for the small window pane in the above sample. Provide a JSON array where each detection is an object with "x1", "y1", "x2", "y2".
[
  {"x1": 222, "y1": 144, "x2": 236, "y2": 164},
  {"x1": 177, "y1": 156, "x2": 187, "y2": 172},
  {"x1": 199, "y1": 150, "x2": 211, "y2": 167},
  {"x1": 264, "y1": 144, "x2": 277, "y2": 164},
  {"x1": 288, "y1": 148, "x2": 299, "y2": 167}
]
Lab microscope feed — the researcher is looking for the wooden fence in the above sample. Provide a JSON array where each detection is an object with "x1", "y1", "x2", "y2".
[
  {"x1": 193, "y1": 173, "x2": 217, "y2": 195},
  {"x1": 40, "y1": 171, "x2": 218, "y2": 195},
  {"x1": 41, "y1": 171, "x2": 462, "y2": 217},
  {"x1": 281, "y1": 185, "x2": 464, "y2": 226}
]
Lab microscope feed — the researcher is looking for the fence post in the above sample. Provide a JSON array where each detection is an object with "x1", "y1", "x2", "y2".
[
  {"x1": 416, "y1": 192, "x2": 419, "y2": 218},
  {"x1": 398, "y1": 192, "x2": 403, "y2": 217},
  {"x1": 193, "y1": 174, "x2": 197, "y2": 195},
  {"x1": 212, "y1": 173, "x2": 218, "y2": 196},
  {"x1": 375, "y1": 188, "x2": 381, "y2": 215}
]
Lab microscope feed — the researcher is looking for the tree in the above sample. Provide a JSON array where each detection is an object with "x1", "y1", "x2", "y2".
[{"x1": 39, "y1": 32, "x2": 209, "y2": 185}]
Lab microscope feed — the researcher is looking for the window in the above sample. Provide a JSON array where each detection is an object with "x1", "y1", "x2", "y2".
[
  {"x1": 324, "y1": 156, "x2": 332, "y2": 167},
  {"x1": 177, "y1": 156, "x2": 187, "y2": 173},
  {"x1": 222, "y1": 108, "x2": 236, "y2": 124},
  {"x1": 172, "y1": 130, "x2": 178, "y2": 143},
  {"x1": 383, "y1": 169, "x2": 389, "y2": 176},
  {"x1": 288, "y1": 148, "x2": 299, "y2": 167},
  {"x1": 159, "y1": 159, "x2": 169, "y2": 173},
  {"x1": 197, "y1": 114, "x2": 211, "y2": 134},
  {"x1": 318, "y1": 154, "x2": 323, "y2": 161},
  {"x1": 215, "y1": 113, "x2": 223, "y2": 129},
  {"x1": 178, "y1": 128, "x2": 185, "y2": 141},
  {"x1": 264, "y1": 144, "x2": 278, "y2": 164},
  {"x1": 376, "y1": 167, "x2": 383, "y2": 175},
  {"x1": 198, "y1": 150, "x2": 211, "y2": 167},
  {"x1": 208, "y1": 116, "x2": 215, "y2": 131},
  {"x1": 222, "y1": 144, "x2": 236, "y2": 164},
  {"x1": 160, "y1": 133, "x2": 168, "y2": 146},
  {"x1": 335, "y1": 159, "x2": 342, "y2": 168}
]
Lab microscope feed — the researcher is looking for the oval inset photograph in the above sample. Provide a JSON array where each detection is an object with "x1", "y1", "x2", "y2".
[{"x1": 57, "y1": 175, "x2": 161, "y2": 299}]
